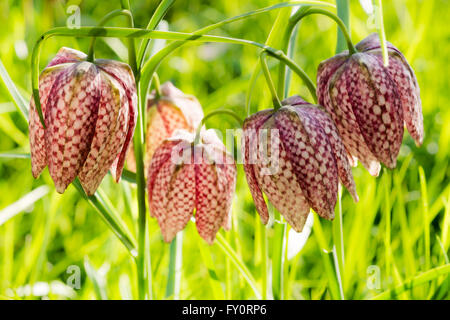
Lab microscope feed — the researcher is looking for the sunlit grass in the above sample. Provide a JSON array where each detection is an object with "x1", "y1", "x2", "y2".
[{"x1": 0, "y1": 0, "x2": 449, "y2": 300}]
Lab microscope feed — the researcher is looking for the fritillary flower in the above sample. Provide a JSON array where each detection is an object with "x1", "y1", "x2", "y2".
[
  {"x1": 317, "y1": 33, "x2": 423, "y2": 176},
  {"x1": 147, "y1": 129, "x2": 236, "y2": 244},
  {"x1": 242, "y1": 96, "x2": 358, "y2": 232},
  {"x1": 29, "y1": 47, "x2": 137, "y2": 195}
]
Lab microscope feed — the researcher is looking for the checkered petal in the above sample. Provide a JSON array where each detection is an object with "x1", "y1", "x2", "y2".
[
  {"x1": 356, "y1": 33, "x2": 422, "y2": 148},
  {"x1": 253, "y1": 116, "x2": 311, "y2": 232},
  {"x1": 78, "y1": 72, "x2": 129, "y2": 195},
  {"x1": 275, "y1": 107, "x2": 337, "y2": 219},
  {"x1": 144, "y1": 82, "x2": 204, "y2": 169},
  {"x1": 323, "y1": 60, "x2": 382, "y2": 176},
  {"x1": 242, "y1": 110, "x2": 273, "y2": 224},
  {"x1": 147, "y1": 140, "x2": 183, "y2": 211},
  {"x1": 45, "y1": 62, "x2": 101, "y2": 193},
  {"x1": 364, "y1": 49, "x2": 424, "y2": 146},
  {"x1": 96, "y1": 59, "x2": 137, "y2": 182},
  {"x1": 355, "y1": 33, "x2": 399, "y2": 54},
  {"x1": 344, "y1": 53, "x2": 404, "y2": 168},
  {"x1": 318, "y1": 34, "x2": 423, "y2": 175},
  {"x1": 300, "y1": 105, "x2": 358, "y2": 202},
  {"x1": 150, "y1": 161, "x2": 196, "y2": 243},
  {"x1": 45, "y1": 47, "x2": 86, "y2": 68},
  {"x1": 29, "y1": 64, "x2": 67, "y2": 178},
  {"x1": 194, "y1": 148, "x2": 230, "y2": 244}
]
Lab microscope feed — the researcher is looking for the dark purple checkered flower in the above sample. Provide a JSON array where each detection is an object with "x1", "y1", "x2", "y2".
[
  {"x1": 29, "y1": 47, "x2": 137, "y2": 195},
  {"x1": 242, "y1": 96, "x2": 358, "y2": 232},
  {"x1": 317, "y1": 33, "x2": 423, "y2": 176}
]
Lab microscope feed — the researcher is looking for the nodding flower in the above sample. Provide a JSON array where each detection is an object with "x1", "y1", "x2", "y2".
[
  {"x1": 147, "y1": 129, "x2": 236, "y2": 244},
  {"x1": 317, "y1": 33, "x2": 423, "y2": 176},
  {"x1": 242, "y1": 96, "x2": 358, "y2": 232},
  {"x1": 29, "y1": 47, "x2": 137, "y2": 195}
]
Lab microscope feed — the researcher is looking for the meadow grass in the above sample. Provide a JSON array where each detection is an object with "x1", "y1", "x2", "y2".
[{"x1": 0, "y1": 0, "x2": 449, "y2": 299}]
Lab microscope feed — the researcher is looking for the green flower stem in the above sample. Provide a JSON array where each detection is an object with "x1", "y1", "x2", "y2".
[
  {"x1": 215, "y1": 233, "x2": 261, "y2": 299},
  {"x1": 152, "y1": 72, "x2": 162, "y2": 99},
  {"x1": 86, "y1": 9, "x2": 133, "y2": 62},
  {"x1": 375, "y1": 0, "x2": 389, "y2": 66},
  {"x1": 300, "y1": 8, "x2": 356, "y2": 54},
  {"x1": 335, "y1": 0, "x2": 350, "y2": 54},
  {"x1": 31, "y1": 27, "x2": 316, "y2": 127},
  {"x1": 272, "y1": 219, "x2": 286, "y2": 300},
  {"x1": 193, "y1": 109, "x2": 243, "y2": 145},
  {"x1": 277, "y1": 4, "x2": 356, "y2": 99},
  {"x1": 119, "y1": 0, "x2": 137, "y2": 75},
  {"x1": 137, "y1": 0, "x2": 175, "y2": 70},
  {"x1": 332, "y1": 186, "x2": 345, "y2": 299},
  {"x1": 118, "y1": 0, "x2": 148, "y2": 300},
  {"x1": 165, "y1": 232, "x2": 183, "y2": 299},
  {"x1": 139, "y1": 0, "x2": 332, "y2": 114},
  {"x1": 277, "y1": 5, "x2": 311, "y2": 99},
  {"x1": 72, "y1": 179, "x2": 138, "y2": 257},
  {"x1": 260, "y1": 52, "x2": 282, "y2": 110},
  {"x1": 133, "y1": 84, "x2": 150, "y2": 300}
]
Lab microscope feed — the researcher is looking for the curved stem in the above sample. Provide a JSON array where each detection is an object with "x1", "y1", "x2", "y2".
[
  {"x1": 277, "y1": 5, "x2": 311, "y2": 99},
  {"x1": 375, "y1": 0, "x2": 389, "y2": 66},
  {"x1": 260, "y1": 52, "x2": 282, "y2": 110},
  {"x1": 31, "y1": 27, "x2": 315, "y2": 130},
  {"x1": 139, "y1": 0, "x2": 332, "y2": 114},
  {"x1": 194, "y1": 109, "x2": 243, "y2": 145},
  {"x1": 152, "y1": 73, "x2": 162, "y2": 99},
  {"x1": 87, "y1": 9, "x2": 133, "y2": 62},
  {"x1": 165, "y1": 231, "x2": 183, "y2": 299},
  {"x1": 137, "y1": 0, "x2": 175, "y2": 69},
  {"x1": 299, "y1": 8, "x2": 356, "y2": 54}
]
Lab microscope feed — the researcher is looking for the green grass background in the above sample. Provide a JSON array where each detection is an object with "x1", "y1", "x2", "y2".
[{"x1": 0, "y1": 0, "x2": 449, "y2": 299}]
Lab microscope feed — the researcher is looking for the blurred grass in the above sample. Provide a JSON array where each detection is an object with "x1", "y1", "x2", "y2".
[{"x1": 0, "y1": 0, "x2": 449, "y2": 300}]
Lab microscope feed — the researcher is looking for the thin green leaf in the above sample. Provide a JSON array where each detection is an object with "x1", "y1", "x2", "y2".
[
  {"x1": 197, "y1": 235, "x2": 225, "y2": 300},
  {"x1": 0, "y1": 186, "x2": 50, "y2": 226},
  {"x1": 0, "y1": 58, "x2": 29, "y2": 121},
  {"x1": 72, "y1": 179, "x2": 138, "y2": 257},
  {"x1": 84, "y1": 256, "x2": 108, "y2": 300},
  {"x1": 372, "y1": 264, "x2": 450, "y2": 299},
  {"x1": 215, "y1": 233, "x2": 261, "y2": 299},
  {"x1": 0, "y1": 152, "x2": 30, "y2": 159}
]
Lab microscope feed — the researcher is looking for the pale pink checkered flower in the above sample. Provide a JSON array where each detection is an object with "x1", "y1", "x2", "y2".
[
  {"x1": 29, "y1": 47, "x2": 137, "y2": 195},
  {"x1": 142, "y1": 82, "x2": 203, "y2": 169},
  {"x1": 147, "y1": 129, "x2": 236, "y2": 244},
  {"x1": 317, "y1": 33, "x2": 423, "y2": 176},
  {"x1": 242, "y1": 96, "x2": 358, "y2": 232}
]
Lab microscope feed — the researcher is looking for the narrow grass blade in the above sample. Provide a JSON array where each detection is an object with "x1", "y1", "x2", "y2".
[
  {"x1": 0, "y1": 58, "x2": 29, "y2": 121},
  {"x1": 198, "y1": 236, "x2": 225, "y2": 300},
  {"x1": 372, "y1": 264, "x2": 450, "y2": 299},
  {"x1": 84, "y1": 256, "x2": 108, "y2": 300},
  {"x1": 0, "y1": 152, "x2": 30, "y2": 159},
  {"x1": 419, "y1": 166, "x2": 430, "y2": 271},
  {"x1": 72, "y1": 179, "x2": 138, "y2": 257},
  {"x1": 0, "y1": 186, "x2": 49, "y2": 226},
  {"x1": 215, "y1": 233, "x2": 261, "y2": 299},
  {"x1": 165, "y1": 232, "x2": 183, "y2": 299}
]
